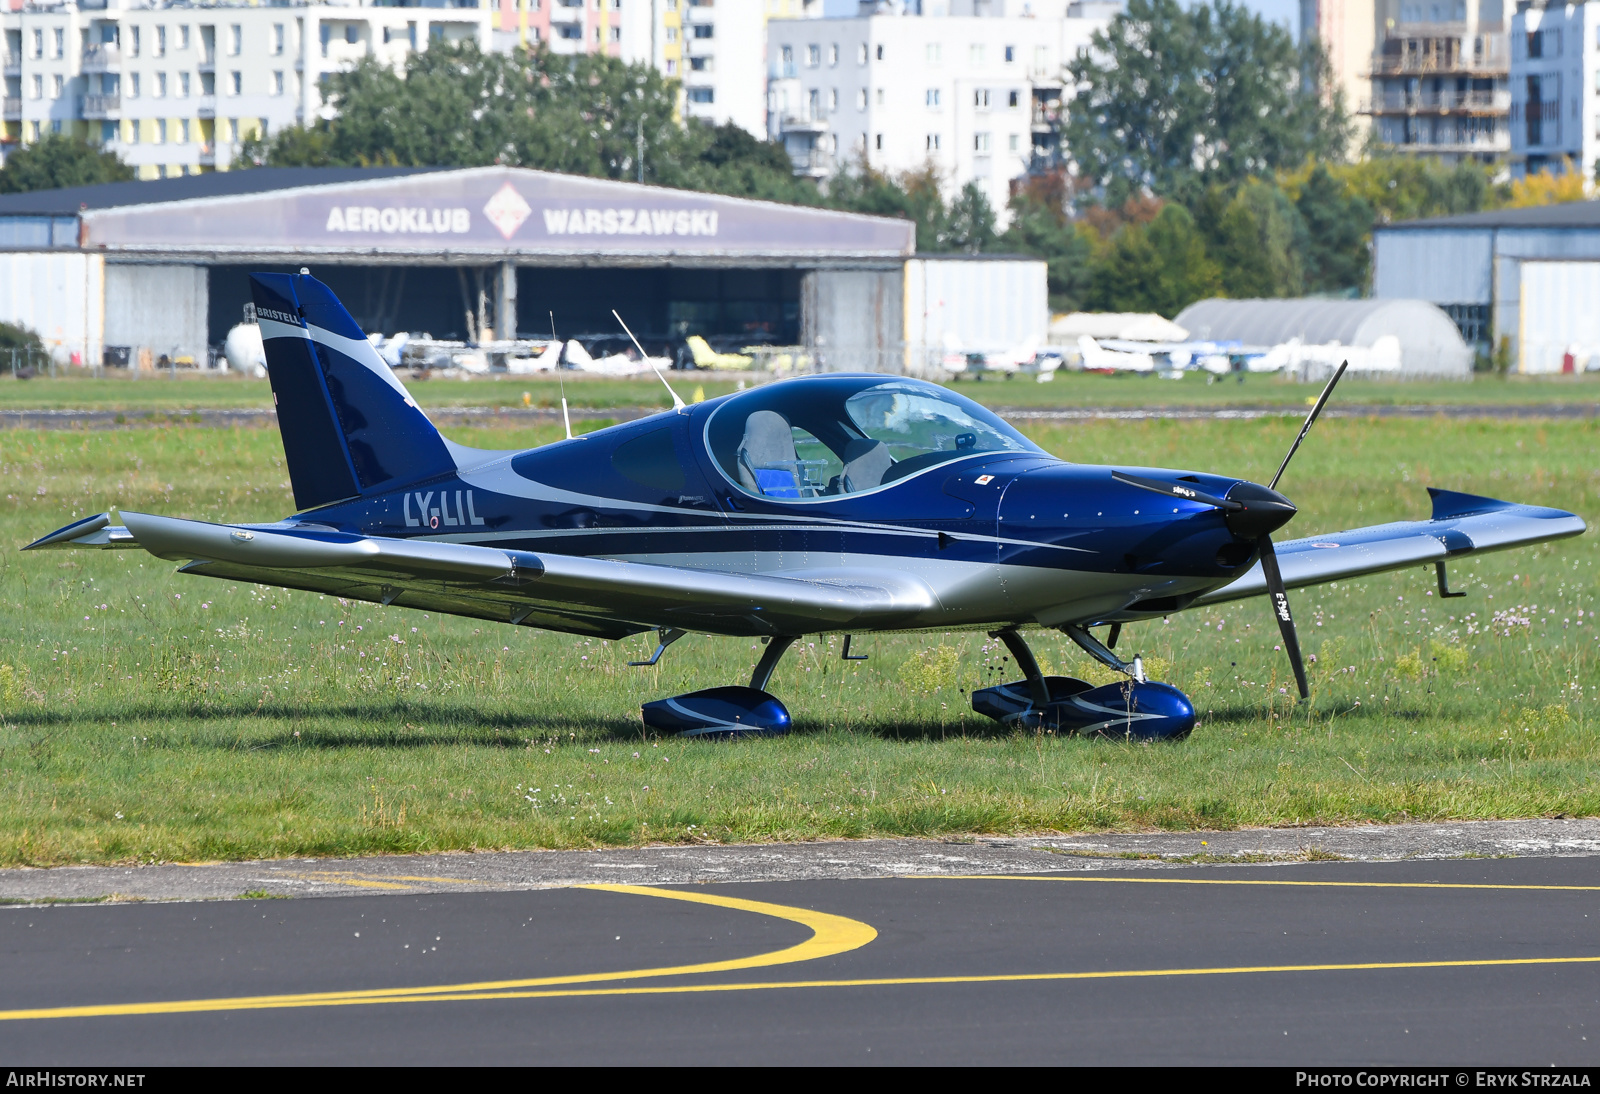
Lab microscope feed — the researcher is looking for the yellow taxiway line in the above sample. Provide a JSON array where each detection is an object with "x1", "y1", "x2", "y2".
[{"x1": 0, "y1": 883, "x2": 876, "y2": 1023}]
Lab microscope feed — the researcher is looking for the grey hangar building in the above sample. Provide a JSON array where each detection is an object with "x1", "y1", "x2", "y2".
[{"x1": 0, "y1": 166, "x2": 1041, "y2": 373}]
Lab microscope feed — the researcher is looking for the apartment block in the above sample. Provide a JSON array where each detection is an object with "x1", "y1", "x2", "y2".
[
  {"x1": 1365, "y1": 0, "x2": 1510, "y2": 161},
  {"x1": 1509, "y1": 0, "x2": 1597, "y2": 177},
  {"x1": 1301, "y1": 0, "x2": 1376, "y2": 145},
  {"x1": 2, "y1": 1, "x2": 488, "y2": 178},
  {"x1": 765, "y1": 2, "x2": 1112, "y2": 215}
]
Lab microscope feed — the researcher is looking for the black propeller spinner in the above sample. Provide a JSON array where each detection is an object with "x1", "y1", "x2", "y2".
[{"x1": 1114, "y1": 361, "x2": 1348, "y2": 701}]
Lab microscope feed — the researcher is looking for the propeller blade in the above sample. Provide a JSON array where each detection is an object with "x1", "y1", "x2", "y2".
[
  {"x1": 1256, "y1": 533, "x2": 1309, "y2": 700},
  {"x1": 1269, "y1": 360, "x2": 1349, "y2": 491},
  {"x1": 1112, "y1": 471, "x2": 1242, "y2": 511}
]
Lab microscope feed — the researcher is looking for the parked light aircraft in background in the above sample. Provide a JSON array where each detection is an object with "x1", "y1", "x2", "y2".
[{"x1": 26, "y1": 273, "x2": 1586, "y2": 739}]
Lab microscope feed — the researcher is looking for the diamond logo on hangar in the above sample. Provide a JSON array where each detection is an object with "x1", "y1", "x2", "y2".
[{"x1": 483, "y1": 182, "x2": 532, "y2": 240}]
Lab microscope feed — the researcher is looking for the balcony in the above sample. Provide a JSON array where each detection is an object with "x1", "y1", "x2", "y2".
[
  {"x1": 2, "y1": 97, "x2": 19, "y2": 119},
  {"x1": 198, "y1": 53, "x2": 215, "y2": 74},
  {"x1": 82, "y1": 93, "x2": 120, "y2": 117},
  {"x1": 1361, "y1": 88, "x2": 1509, "y2": 114},
  {"x1": 196, "y1": 95, "x2": 215, "y2": 118},
  {"x1": 81, "y1": 45, "x2": 121, "y2": 72},
  {"x1": 3, "y1": 61, "x2": 19, "y2": 77},
  {"x1": 198, "y1": 144, "x2": 215, "y2": 166}
]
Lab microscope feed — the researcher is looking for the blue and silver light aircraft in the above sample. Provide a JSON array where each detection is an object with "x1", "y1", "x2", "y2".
[{"x1": 26, "y1": 273, "x2": 1588, "y2": 738}]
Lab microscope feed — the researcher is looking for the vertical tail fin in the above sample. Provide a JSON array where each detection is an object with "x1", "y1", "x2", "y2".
[{"x1": 251, "y1": 272, "x2": 456, "y2": 511}]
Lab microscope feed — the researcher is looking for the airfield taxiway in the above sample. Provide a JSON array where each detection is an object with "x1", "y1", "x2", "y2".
[{"x1": 4, "y1": 825, "x2": 1600, "y2": 1064}]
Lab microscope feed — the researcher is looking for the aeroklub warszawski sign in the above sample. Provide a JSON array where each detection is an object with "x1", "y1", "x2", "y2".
[{"x1": 80, "y1": 166, "x2": 915, "y2": 258}]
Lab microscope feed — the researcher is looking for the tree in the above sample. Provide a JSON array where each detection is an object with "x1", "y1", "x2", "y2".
[
  {"x1": 1063, "y1": 0, "x2": 1348, "y2": 195},
  {"x1": 1089, "y1": 203, "x2": 1221, "y2": 316},
  {"x1": 1291, "y1": 162, "x2": 1372, "y2": 293},
  {"x1": 942, "y1": 182, "x2": 998, "y2": 253},
  {"x1": 1208, "y1": 179, "x2": 1307, "y2": 298},
  {"x1": 1001, "y1": 173, "x2": 1097, "y2": 310},
  {"x1": 0, "y1": 133, "x2": 134, "y2": 193}
]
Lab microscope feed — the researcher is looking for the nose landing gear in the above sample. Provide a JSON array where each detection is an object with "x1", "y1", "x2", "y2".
[{"x1": 971, "y1": 627, "x2": 1195, "y2": 741}]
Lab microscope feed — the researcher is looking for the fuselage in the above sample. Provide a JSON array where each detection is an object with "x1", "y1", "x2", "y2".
[{"x1": 290, "y1": 375, "x2": 1268, "y2": 634}]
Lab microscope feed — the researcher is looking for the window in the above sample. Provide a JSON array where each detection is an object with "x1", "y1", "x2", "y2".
[
  {"x1": 925, "y1": 88, "x2": 940, "y2": 107},
  {"x1": 856, "y1": 88, "x2": 867, "y2": 110},
  {"x1": 874, "y1": 132, "x2": 882, "y2": 150},
  {"x1": 828, "y1": 87, "x2": 838, "y2": 110},
  {"x1": 51, "y1": 74, "x2": 62, "y2": 99},
  {"x1": 1004, "y1": 44, "x2": 1014, "y2": 62},
  {"x1": 1008, "y1": 89, "x2": 1019, "y2": 108},
  {"x1": 320, "y1": 25, "x2": 331, "y2": 57},
  {"x1": 925, "y1": 43, "x2": 941, "y2": 65},
  {"x1": 974, "y1": 131, "x2": 990, "y2": 152},
  {"x1": 102, "y1": 121, "x2": 115, "y2": 143},
  {"x1": 1008, "y1": 133, "x2": 1019, "y2": 152},
  {"x1": 345, "y1": 25, "x2": 359, "y2": 45},
  {"x1": 968, "y1": 43, "x2": 984, "y2": 66},
  {"x1": 26, "y1": 120, "x2": 38, "y2": 142},
  {"x1": 693, "y1": 24, "x2": 713, "y2": 38},
  {"x1": 155, "y1": 72, "x2": 167, "y2": 97},
  {"x1": 272, "y1": 70, "x2": 284, "y2": 96},
  {"x1": 223, "y1": 118, "x2": 235, "y2": 142},
  {"x1": 559, "y1": 25, "x2": 582, "y2": 39},
  {"x1": 687, "y1": 87, "x2": 713, "y2": 102},
  {"x1": 807, "y1": 87, "x2": 819, "y2": 116},
  {"x1": 229, "y1": 70, "x2": 241, "y2": 95},
  {"x1": 974, "y1": 88, "x2": 990, "y2": 108},
  {"x1": 273, "y1": 24, "x2": 284, "y2": 55},
  {"x1": 156, "y1": 119, "x2": 166, "y2": 144},
  {"x1": 28, "y1": 73, "x2": 40, "y2": 99},
  {"x1": 155, "y1": 26, "x2": 166, "y2": 57},
  {"x1": 129, "y1": 73, "x2": 140, "y2": 98},
  {"x1": 610, "y1": 26, "x2": 621, "y2": 42},
  {"x1": 706, "y1": 378, "x2": 1039, "y2": 502},
  {"x1": 180, "y1": 118, "x2": 190, "y2": 143},
  {"x1": 52, "y1": 28, "x2": 64, "y2": 58},
  {"x1": 129, "y1": 26, "x2": 140, "y2": 57},
  {"x1": 665, "y1": 58, "x2": 677, "y2": 74},
  {"x1": 857, "y1": 42, "x2": 867, "y2": 64},
  {"x1": 228, "y1": 24, "x2": 241, "y2": 56},
  {"x1": 179, "y1": 26, "x2": 190, "y2": 50},
  {"x1": 806, "y1": 43, "x2": 820, "y2": 66},
  {"x1": 876, "y1": 44, "x2": 883, "y2": 60},
  {"x1": 828, "y1": 43, "x2": 838, "y2": 65},
  {"x1": 29, "y1": 29, "x2": 41, "y2": 59},
  {"x1": 926, "y1": 132, "x2": 940, "y2": 150},
  {"x1": 49, "y1": 119, "x2": 60, "y2": 134},
  {"x1": 876, "y1": 87, "x2": 884, "y2": 105},
  {"x1": 689, "y1": 56, "x2": 709, "y2": 71},
  {"x1": 664, "y1": 26, "x2": 678, "y2": 41}
]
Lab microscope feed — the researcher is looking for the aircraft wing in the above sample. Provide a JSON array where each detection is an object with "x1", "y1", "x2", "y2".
[
  {"x1": 25, "y1": 511, "x2": 938, "y2": 639},
  {"x1": 1192, "y1": 488, "x2": 1586, "y2": 607}
]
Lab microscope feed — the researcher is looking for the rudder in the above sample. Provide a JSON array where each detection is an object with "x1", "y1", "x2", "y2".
[{"x1": 251, "y1": 272, "x2": 455, "y2": 511}]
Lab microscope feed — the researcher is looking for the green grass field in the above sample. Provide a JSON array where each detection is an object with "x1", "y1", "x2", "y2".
[
  {"x1": 0, "y1": 414, "x2": 1595, "y2": 866},
  {"x1": 3, "y1": 369, "x2": 1598, "y2": 413}
]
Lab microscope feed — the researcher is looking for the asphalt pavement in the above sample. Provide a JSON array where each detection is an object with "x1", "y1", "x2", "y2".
[{"x1": 5, "y1": 853, "x2": 1600, "y2": 1065}]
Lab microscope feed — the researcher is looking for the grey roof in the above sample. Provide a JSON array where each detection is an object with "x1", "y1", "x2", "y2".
[
  {"x1": 1173, "y1": 297, "x2": 1467, "y2": 350},
  {"x1": 0, "y1": 167, "x2": 438, "y2": 216},
  {"x1": 1382, "y1": 200, "x2": 1600, "y2": 231}
]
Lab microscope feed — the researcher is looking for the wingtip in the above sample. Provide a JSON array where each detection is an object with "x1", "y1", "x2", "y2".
[{"x1": 23, "y1": 512, "x2": 111, "y2": 551}]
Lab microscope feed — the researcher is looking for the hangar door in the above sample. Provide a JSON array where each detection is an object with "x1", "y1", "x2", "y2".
[{"x1": 1520, "y1": 261, "x2": 1600, "y2": 373}]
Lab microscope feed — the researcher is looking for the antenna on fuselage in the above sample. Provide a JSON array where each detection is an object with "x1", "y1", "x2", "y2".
[
  {"x1": 613, "y1": 308, "x2": 686, "y2": 412},
  {"x1": 551, "y1": 310, "x2": 573, "y2": 441}
]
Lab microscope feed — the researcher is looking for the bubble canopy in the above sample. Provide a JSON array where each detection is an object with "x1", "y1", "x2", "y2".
[{"x1": 704, "y1": 375, "x2": 1046, "y2": 502}]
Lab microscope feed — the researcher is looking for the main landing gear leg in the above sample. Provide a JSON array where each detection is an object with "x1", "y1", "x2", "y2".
[
  {"x1": 639, "y1": 635, "x2": 797, "y2": 739},
  {"x1": 970, "y1": 625, "x2": 1197, "y2": 741},
  {"x1": 750, "y1": 636, "x2": 798, "y2": 691},
  {"x1": 994, "y1": 628, "x2": 1049, "y2": 711}
]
